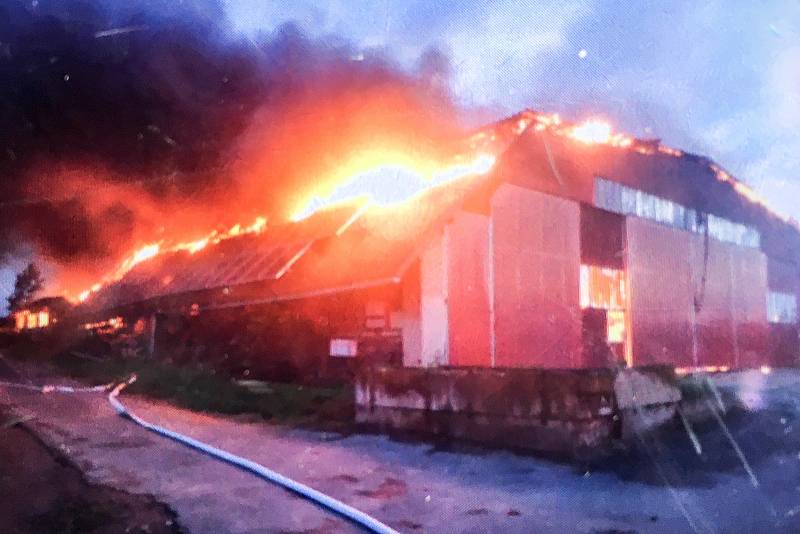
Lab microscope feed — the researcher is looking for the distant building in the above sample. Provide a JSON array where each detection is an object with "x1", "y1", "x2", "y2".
[
  {"x1": 13, "y1": 296, "x2": 72, "y2": 331},
  {"x1": 75, "y1": 110, "x2": 799, "y2": 373}
]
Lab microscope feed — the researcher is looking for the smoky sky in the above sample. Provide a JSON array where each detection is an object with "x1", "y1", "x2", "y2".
[
  {"x1": 0, "y1": 0, "x2": 253, "y2": 259},
  {"x1": 3, "y1": 0, "x2": 797, "y2": 310},
  {"x1": 0, "y1": 0, "x2": 455, "y2": 274}
]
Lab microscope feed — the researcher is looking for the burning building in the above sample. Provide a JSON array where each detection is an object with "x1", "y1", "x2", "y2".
[
  {"x1": 13, "y1": 296, "x2": 72, "y2": 332},
  {"x1": 70, "y1": 110, "x2": 798, "y2": 377}
]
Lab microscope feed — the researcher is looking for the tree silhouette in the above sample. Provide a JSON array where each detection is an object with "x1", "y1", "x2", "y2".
[{"x1": 7, "y1": 263, "x2": 44, "y2": 312}]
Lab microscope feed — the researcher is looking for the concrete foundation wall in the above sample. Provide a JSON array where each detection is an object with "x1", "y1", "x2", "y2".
[{"x1": 356, "y1": 365, "x2": 680, "y2": 457}]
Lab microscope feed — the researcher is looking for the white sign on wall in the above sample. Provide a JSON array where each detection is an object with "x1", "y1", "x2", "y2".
[{"x1": 330, "y1": 338, "x2": 358, "y2": 357}]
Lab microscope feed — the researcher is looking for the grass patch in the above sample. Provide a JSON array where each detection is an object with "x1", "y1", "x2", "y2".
[{"x1": 49, "y1": 354, "x2": 354, "y2": 429}]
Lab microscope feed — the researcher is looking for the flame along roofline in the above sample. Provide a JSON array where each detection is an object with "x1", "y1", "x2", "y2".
[
  {"x1": 495, "y1": 108, "x2": 798, "y2": 230},
  {"x1": 75, "y1": 170, "x2": 487, "y2": 315},
  {"x1": 76, "y1": 108, "x2": 799, "y2": 313}
]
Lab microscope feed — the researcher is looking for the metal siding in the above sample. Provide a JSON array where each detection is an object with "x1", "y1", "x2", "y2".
[
  {"x1": 767, "y1": 257, "x2": 798, "y2": 292},
  {"x1": 691, "y1": 238, "x2": 736, "y2": 367},
  {"x1": 446, "y1": 212, "x2": 492, "y2": 366},
  {"x1": 628, "y1": 217, "x2": 770, "y2": 369},
  {"x1": 490, "y1": 184, "x2": 582, "y2": 368},
  {"x1": 767, "y1": 257, "x2": 800, "y2": 366},
  {"x1": 769, "y1": 325, "x2": 799, "y2": 367},
  {"x1": 729, "y1": 246, "x2": 769, "y2": 368},
  {"x1": 691, "y1": 240, "x2": 772, "y2": 368},
  {"x1": 419, "y1": 233, "x2": 448, "y2": 366},
  {"x1": 395, "y1": 263, "x2": 423, "y2": 367},
  {"x1": 627, "y1": 218, "x2": 695, "y2": 367}
]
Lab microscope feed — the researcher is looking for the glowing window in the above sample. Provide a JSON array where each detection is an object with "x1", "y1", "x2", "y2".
[
  {"x1": 580, "y1": 265, "x2": 626, "y2": 310},
  {"x1": 15, "y1": 312, "x2": 26, "y2": 331},
  {"x1": 581, "y1": 265, "x2": 627, "y2": 346},
  {"x1": 37, "y1": 311, "x2": 49, "y2": 328},
  {"x1": 26, "y1": 312, "x2": 37, "y2": 329},
  {"x1": 607, "y1": 310, "x2": 626, "y2": 343}
]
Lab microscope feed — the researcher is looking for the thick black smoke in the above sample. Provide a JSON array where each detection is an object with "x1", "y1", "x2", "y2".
[
  {"x1": 0, "y1": 0, "x2": 456, "y2": 277},
  {"x1": 0, "y1": 0, "x2": 264, "y2": 260}
]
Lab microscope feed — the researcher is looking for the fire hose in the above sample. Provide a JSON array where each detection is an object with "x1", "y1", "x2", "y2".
[
  {"x1": 108, "y1": 376, "x2": 399, "y2": 534},
  {"x1": 0, "y1": 375, "x2": 398, "y2": 534},
  {"x1": 0, "y1": 379, "x2": 113, "y2": 393}
]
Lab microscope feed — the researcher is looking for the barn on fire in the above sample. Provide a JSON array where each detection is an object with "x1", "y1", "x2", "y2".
[{"x1": 70, "y1": 110, "x2": 799, "y2": 380}]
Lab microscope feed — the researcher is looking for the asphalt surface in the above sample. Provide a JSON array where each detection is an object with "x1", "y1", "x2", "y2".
[{"x1": 2, "y1": 362, "x2": 800, "y2": 533}]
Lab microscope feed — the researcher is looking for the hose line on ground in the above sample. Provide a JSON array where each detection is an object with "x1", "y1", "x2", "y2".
[
  {"x1": 0, "y1": 379, "x2": 113, "y2": 393},
  {"x1": 0, "y1": 374, "x2": 399, "y2": 534},
  {"x1": 107, "y1": 376, "x2": 399, "y2": 534}
]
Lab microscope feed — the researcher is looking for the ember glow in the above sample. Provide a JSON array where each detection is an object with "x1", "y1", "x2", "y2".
[
  {"x1": 82, "y1": 316, "x2": 124, "y2": 332},
  {"x1": 569, "y1": 119, "x2": 633, "y2": 147},
  {"x1": 708, "y1": 163, "x2": 787, "y2": 221},
  {"x1": 76, "y1": 144, "x2": 496, "y2": 301},
  {"x1": 498, "y1": 111, "x2": 638, "y2": 150}
]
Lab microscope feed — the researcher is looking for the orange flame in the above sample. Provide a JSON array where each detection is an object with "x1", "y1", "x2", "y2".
[
  {"x1": 567, "y1": 119, "x2": 633, "y2": 148},
  {"x1": 290, "y1": 152, "x2": 496, "y2": 221},
  {"x1": 77, "y1": 215, "x2": 267, "y2": 302},
  {"x1": 73, "y1": 109, "x2": 796, "y2": 305}
]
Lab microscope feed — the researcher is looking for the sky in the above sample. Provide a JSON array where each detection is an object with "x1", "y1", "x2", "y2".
[
  {"x1": 1, "y1": 0, "x2": 798, "y2": 312},
  {"x1": 222, "y1": 0, "x2": 800, "y2": 216}
]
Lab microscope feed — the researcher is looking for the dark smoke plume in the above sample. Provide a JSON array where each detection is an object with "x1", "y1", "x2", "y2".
[{"x1": 0, "y1": 0, "x2": 458, "y2": 293}]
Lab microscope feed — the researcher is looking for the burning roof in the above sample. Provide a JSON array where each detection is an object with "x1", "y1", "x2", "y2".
[
  {"x1": 79, "y1": 173, "x2": 481, "y2": 313},
  {"x1": 75, "y1": 109, "x2": 800, "y2": 314}
]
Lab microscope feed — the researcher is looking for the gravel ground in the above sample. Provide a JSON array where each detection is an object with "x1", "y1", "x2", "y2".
[{"x1": 3, "y1": 362, "x2": 800, "y2": 533}]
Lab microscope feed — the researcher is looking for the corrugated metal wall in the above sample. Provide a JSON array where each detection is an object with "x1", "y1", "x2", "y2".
[
  {"x1": 725, "y1": 243, "x2": 769, "y2": 368},
  {"x1": 419, "y1": 233, "x2": 449, "y2": 367},
  {"x1": 767, "y1": 258, "x2": 800, "y2": 366},
  {"x1": 395, "y1": 262, "x2": 423, "y2": 367},
  {"x1": 626, "y1": 217, "x2": 695, "y2": 367},
  {"x1": 490, "y1": 184, "x2": 582, "y2": 368},
  {"x1": 627, "y1": 217, "x2": 769, "y2": 368},
  {"x1": 446, "y1": 212, "x2": 492, "y2": 366},
  {"x1": 690, "y1": 238, "x2": 736, "y2": 368}
]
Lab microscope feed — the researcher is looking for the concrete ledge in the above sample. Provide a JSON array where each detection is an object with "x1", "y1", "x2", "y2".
[{"x1": 356, "y1": 365, "x2": 681, "y2": 457}]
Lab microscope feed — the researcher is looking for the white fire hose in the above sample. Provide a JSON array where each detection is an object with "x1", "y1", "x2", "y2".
[
  {"x1": 0, "y1": 379, "x2": 113, "y2": 393},
  {"x1": 1, "y1": 374, "x2": 398, "y2": 534}
]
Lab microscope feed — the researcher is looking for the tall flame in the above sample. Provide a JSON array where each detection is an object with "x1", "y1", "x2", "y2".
[{"x1": 291, "y1": 152, "x2": 496, "y2": 222}]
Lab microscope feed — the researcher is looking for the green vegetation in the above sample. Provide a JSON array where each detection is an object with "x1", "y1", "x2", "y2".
[{"x1": 49, "y1": 354, "x2": 354, "y2": 430}]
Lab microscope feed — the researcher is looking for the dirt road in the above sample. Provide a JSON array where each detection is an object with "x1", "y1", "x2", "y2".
[{"x1": 3, "y1": 368, "x2": 800, "y2": 533}]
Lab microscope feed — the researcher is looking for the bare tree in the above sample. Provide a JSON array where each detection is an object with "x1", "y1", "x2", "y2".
[{"x1": 7, "y1": 263, "x2": 44, "y2": 312}]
